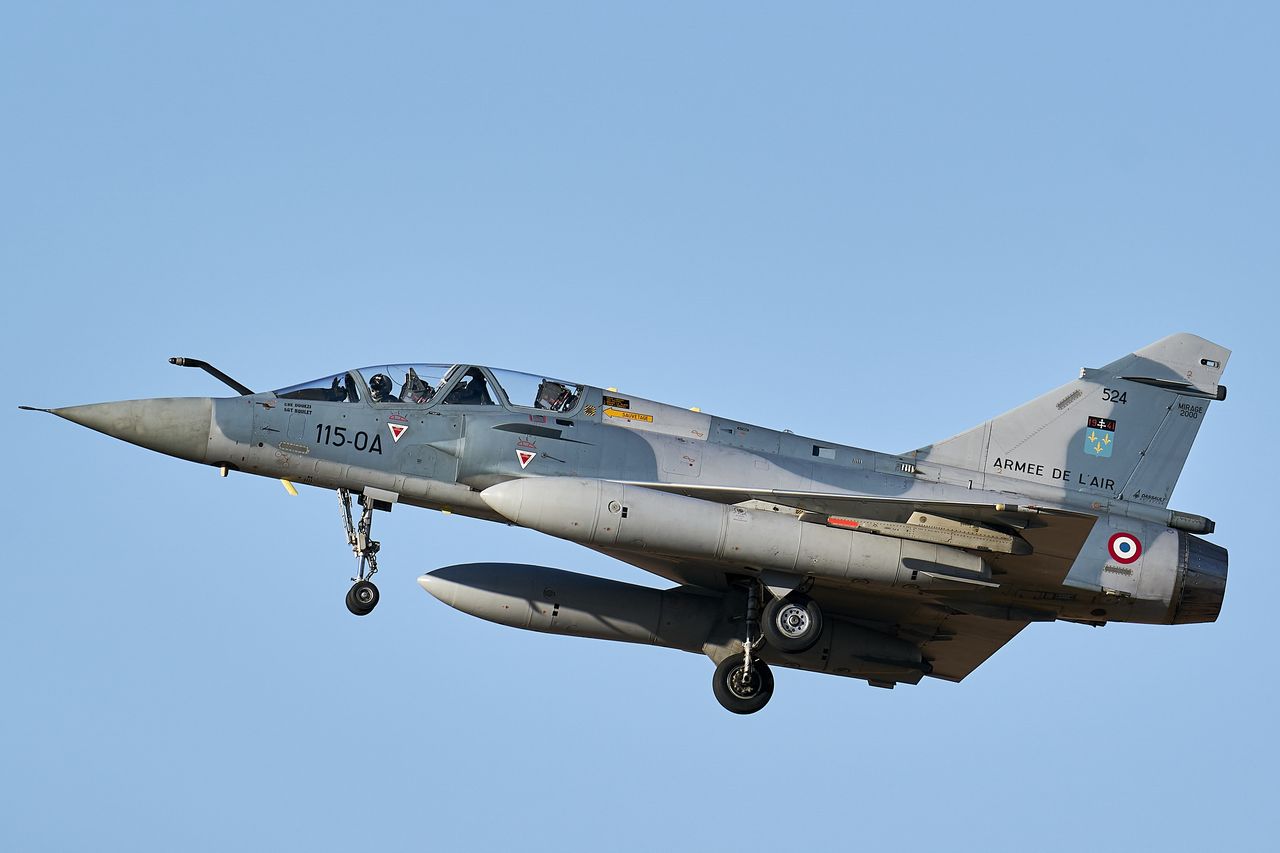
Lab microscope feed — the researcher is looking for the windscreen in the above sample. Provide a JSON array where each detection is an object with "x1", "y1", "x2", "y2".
[{"x1": 275, "y1": 371, "x2": 362, "y2": 403}]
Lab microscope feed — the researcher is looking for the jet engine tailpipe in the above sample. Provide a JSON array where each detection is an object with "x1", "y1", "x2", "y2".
[{"x1": 1171, "y1": 534, "x2": 1228, "y2": 624}]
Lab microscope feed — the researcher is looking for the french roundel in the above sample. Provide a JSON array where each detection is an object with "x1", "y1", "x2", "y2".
[{"x1": 1108, "y1": 532, "x2": 1142, "y2": 564}]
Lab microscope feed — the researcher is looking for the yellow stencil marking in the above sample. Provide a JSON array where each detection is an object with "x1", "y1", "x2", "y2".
[{"x1": 604, "y1": 408, "x2": 654, "y2": 423}]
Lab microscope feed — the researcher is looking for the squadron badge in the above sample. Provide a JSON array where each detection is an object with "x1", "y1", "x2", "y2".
[
  {"x1": 516, "y1": 439, "x2": 537, "y2": 469},
  {"x1": 1084, "y1": 416, "x2": 1116, "y2": 458},
  {"x1": 387, "y1": 412, "x2": 409, "y2": 443}
]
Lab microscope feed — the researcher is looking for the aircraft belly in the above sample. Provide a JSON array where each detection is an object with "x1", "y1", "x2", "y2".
[
  {"x1": 587, "y1": 546, "x2": 729, "y2": 590},
  {"x1": 592, "y1": 546, "x2": 1010, "y2": 684}
]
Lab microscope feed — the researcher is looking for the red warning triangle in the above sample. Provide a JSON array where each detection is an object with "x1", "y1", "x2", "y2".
[
  {"x1": 388, "y1": 422, "x2": 408, "y2": 443},
  {"x1": 516, "y1": 449, "x2": 536, "y2": 469}
]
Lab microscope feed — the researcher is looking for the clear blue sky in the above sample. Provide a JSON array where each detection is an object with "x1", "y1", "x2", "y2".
[{"x1": 3, "y1": 4, "x2": 1277, "y2": 851}]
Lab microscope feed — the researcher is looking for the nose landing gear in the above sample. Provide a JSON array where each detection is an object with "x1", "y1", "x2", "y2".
[
  {"x1": 346, "y1": 579, "x2": 380, "y2": 615},
  {"x1": 340, "y1": 488, "x2": 387, "y2": 615}
]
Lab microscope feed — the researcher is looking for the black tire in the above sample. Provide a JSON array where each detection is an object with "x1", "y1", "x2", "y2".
[
  {"x1": 762, "y1": 593, "x2": 823, "y2": 653},
  {"x1": 345, "y1": 586, "x2": 368, "y2": 616},
  {"x1": 346, "y1": 580, "x2": 379, "y2": 616},
  {"x1": 711, "y1": 652, "x2": 774, "y2": 715}
]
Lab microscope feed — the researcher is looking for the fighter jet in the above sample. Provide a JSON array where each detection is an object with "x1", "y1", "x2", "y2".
[{"x1": 22, "y1": 333, "x2": 1229, "y2": 713}]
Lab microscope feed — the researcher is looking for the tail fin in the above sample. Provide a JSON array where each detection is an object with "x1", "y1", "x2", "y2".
[{"x1": 914, "y1": 333, "x2": 1230, "y2": 508}]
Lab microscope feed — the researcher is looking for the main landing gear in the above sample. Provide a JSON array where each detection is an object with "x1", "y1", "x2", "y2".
[
  {"x1": 340, "y1": 488, "x2": 382, "y2": 616},
  {"x1": 711, "y1": 582, "x2": 825, "y2": 714},
  {"x1": 761, "y1": 591, "x2": 823, "y2": 654},
  {"x1": 712, "y1": 582, "x2": 775, "y2": 715},
  {"x1": 712, "y1": 651, "x2": 775, "y2": 715}
]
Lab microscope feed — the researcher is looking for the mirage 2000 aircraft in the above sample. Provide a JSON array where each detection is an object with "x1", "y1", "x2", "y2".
[{"x1": 22, "y1": 333, "x2": 1229, "y2": 713}]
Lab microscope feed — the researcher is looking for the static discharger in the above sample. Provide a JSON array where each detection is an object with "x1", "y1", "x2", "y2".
[{"x1": 826, "y1": 511, "x2": 1032, "y2": 555}]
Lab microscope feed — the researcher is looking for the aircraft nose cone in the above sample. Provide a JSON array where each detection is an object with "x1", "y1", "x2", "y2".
[{"x1": 50, "y1": 398, "x2": 213, "y2": 463}]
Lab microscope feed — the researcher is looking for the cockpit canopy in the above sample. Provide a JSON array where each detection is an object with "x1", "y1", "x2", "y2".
[
  {"x1": 274, "y1": 364, "x2": 453, "y2": 405},
  {"x1": 274, "y1": 364, "x2": 583, "y2": 413}
]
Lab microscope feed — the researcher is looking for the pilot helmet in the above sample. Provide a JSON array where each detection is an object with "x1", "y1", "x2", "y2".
[{"x1": 370, "y1": 373, "x2": 393, "y2": 399}]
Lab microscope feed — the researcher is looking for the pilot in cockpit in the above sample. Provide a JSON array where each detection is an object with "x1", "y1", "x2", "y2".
[
  {"x1": 328, "y1": 374, "x2": 360, "y2": 403},
  {"x1": 445, "y1": 368, "x2": 493, "y2": 405},
  {"x1": 369, "y1": 373, "x2": 399, "y2": 403}
]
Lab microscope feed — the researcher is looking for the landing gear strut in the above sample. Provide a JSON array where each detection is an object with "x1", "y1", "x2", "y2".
[
  {"x1": 340, "y1": 488, "x2": 381, "y2": 616},
  {"x1": 712, "y1": 581, "x2": 775, "y2": 714}
]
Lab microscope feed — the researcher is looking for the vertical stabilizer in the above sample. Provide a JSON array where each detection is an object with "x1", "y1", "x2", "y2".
[{"x1": 912, "y1": 334, "x2": 1230, "y2": 508}]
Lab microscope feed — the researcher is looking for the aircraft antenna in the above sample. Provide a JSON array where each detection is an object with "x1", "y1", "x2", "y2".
[{"x1": 168, "y1": 357, "x2": 255, "y2": 396}]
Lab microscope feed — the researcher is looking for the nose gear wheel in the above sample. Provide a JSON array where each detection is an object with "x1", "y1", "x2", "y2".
[
  {"x1": 340, "y1": 488, "x2": 383, "y2": 615},
  {"x1": 346, "y1": 580, "x2": 380, "y2": 616}
]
